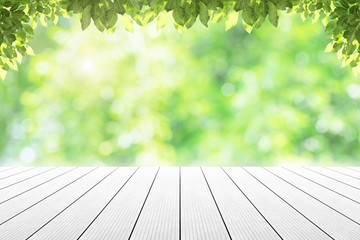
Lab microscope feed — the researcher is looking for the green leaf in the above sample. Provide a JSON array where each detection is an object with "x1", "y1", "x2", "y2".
[
  {"x1": 173, "y1": 4, "x2": 186, "y2": 26},
  {"x1": 242, "y1": 6, "x2": 254, "y2": 25},
  {"x1": 225, "y1": 12, "x2": 238, "y2": 31},
  {"x1": 94, "y1": 18, "x2": 106, "y2": 32},
  {"x1": 104, "y1": 8, "x2": 118, "y2": 29},
  {"x1": 174, "y1": 22, "x2": 184, "y2": 33},
  {"x1": 130, "y1": 0, "x2": 142, "y2": 11},
  {"x1": 3, "y1": 1, "x2": 12, "y2": 8},
  {"x1": 268, "y1": 2, "x2": 278, "y2": 27},
  {"x1": 185, "y1": 15, "x2": 197, "y2": 29},
  {"x1": 199, "y1": 2, "x2": 210, "y2": 27},
  {"x1": 157, "y1": 11, "x2": 169, "y2": 30},
  {"x1": 0, "y1": 68, "x2": 7, "y2": 81},
  {"x1": 39, "y1": 14, "x2": 47, "y2": 27},
  {"x1": 3, "y1": 47, "x2": 14, "y2": 59},
  {"x1": 24, "y1": 45, "x2": 34, "y2": 56},
  {"x1": 106, "y1": 25, "x2": 117, "y2": 35},
  {"x1": 121, "y1": 15, "x2": 134, "y2": 33},
  {"x1": 81, "y1": 5, "x2": 92, "y2": 30},
  {"x1": 23, "y1": 24, "x2": 34, "y2": 35},
  {"x1": 67, "y1": 0, "x2": 82, "y2": 13},
  {"x1": 277, "y1": 0, "x2": 292, "y2": 10},
  {"x1": 114, "y1": 0, "x2": 126, "y2": 15},
  {"x1": 165, "y1": 0, "x2": 176, "y2": 11},
  {"x1": 16, "y1": 45, "x2": 26, "y2": 56},
  {"x1": 212, "y1": 11, "x2": 224, "y2": 23},
  {"x1": 242, "y1": 20, "x2": 253, "y2": 33},
  {"x1": 234, "y1": 0, "x2": 244, "y2": 12},
  {"x1": 254, "y1": 15, "x2": 265, "y2": 29}
]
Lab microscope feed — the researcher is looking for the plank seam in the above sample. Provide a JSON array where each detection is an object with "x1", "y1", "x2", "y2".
[
  {"x1": 0, "y1": 167, "x2": 98, "y2": 225},
  {"x1": 283, "y1": 167, "x2": 360, "y2": 205},
  {"x1": 326, "y1": 167, "x2": 360, "y2": 181},
  {"x1": 0, "y1": 168, "x2": 35, "y2": 181},
  {"x1": 345, "y1": 167, "x2": 360, "y2": 173},
  {"x1": 265, "y1": 168, "x2": 360, "y2": 226},
  {"x1": 243, "y1": 167, "x2": 334, "y2": 240},
  {"x1": 25, "y1": 168, "x2": 119, "y2": 240},
  {"x1": 304, "y1": 167, "x2": 360, "y2": 191},
  {"x1": 222, "y1": 167, "x2": 283, "y2": 240},
  {"x1": 0, "y1": 167, "x2": 17, "y2": 174},
  {"x1": 128, "y1": 167, "x2": 160, "y2": 240},
  {"x1": 0, "y1": 167, "x2": 77, "y2": 205},
  {"x1": 77, "y1": 167, "x2": 139, "y2": 240},
  {"x1": 0, "y1": 167, "x2": 56, "y2": 191},
  {"x1": 201, "y1": 167, "x2": 232, "y2": 240}
]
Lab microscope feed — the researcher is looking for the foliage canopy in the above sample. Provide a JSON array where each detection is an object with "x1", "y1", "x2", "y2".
[{"x1": 0, "y1": 0, "x2": 360, "y2": 80}]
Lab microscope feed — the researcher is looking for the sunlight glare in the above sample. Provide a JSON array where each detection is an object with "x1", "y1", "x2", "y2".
[{"x1": 80, "y1": 58, "x2": 96, "y2": 74}]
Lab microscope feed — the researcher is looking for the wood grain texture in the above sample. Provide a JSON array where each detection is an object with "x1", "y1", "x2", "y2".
[
  {"x1": 181, "y1": 167, "x2": 230, "y2": 240},
  {"x1": 248, "y1": 167, "x2": 360, "y2": 240},
  {"x1": 0, "y1": 167, "x2": 74, "y2": 203},
  {"x1": 0, "y1": 166, "x2": 359, "y2": 240},
  {"x1": 202, "y1": 167, "x2": 280, "y2": 240},
  {"x1": 224, "y1": 167, "x2": 332, "y2": 240},
  {"x1": 0, "y1": 167, "x2": 95, "y2": 222},
  {"x1": 283, "y1": 167, "x2": 360, "y2": 203},
  {"x1": 0, "y1": 167, "x2": 55, "y2": 190},
  {"x1": 307, "y1": 167, "x2": 360, "y2": 188},
  {"x1": 130, "y1": 167, "x2": 179, "y2": 240},
  {"x1": 0, "y1": 167, "x2": 35, "y2": 180},
  {"x1": 268, "y1": 167, "x2": 360, "y2": 222},
  {"x1": 29, "y1": 167, "x2": 136, "y2": 240},
  {"x1": 79, "y1": 167, "x2": 159, "y2": 240},
  {"x1": 0, "y1": 168, "x2": 113, "y2": 239}
]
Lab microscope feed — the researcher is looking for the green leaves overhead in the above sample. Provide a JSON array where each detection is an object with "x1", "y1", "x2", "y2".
[
  {"x1": 80, "y1": 5, "x2": 92, "y2": 30},
  {"x1": 268, "y1": 2, "x2": 279, "y2": 27},
  {"x1": 199, "y1": 2, "x2": 210, "y2": 27},
  {"x1": 225, "y1": 11, "x2": 239, "y2": 31},
  {"x1": 0, "y1": 0, "x2": 64, "y2": 80},
  {"x1": 1, "y1": 0, "x2": 360, "y2": 80}
]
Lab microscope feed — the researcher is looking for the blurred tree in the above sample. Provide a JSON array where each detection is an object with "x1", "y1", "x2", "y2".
[
  {"x1": 0, "y1": 14, "x2": 359, "y2": 166},
  {"x1": 1, "y1": 0, "x2": 360, "y2": 79}
]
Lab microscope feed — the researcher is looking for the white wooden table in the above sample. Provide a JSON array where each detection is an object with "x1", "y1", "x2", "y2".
[{"x1": 0, "y1": 167, "x2": 360, "y2": 239}]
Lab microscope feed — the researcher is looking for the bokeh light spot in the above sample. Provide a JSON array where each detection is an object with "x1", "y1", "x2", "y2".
[{"x1": 20, "y1": 147, "x2": 36, "y2": 163}]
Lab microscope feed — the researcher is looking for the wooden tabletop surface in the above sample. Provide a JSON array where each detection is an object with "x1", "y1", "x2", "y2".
[{"x1": 0, "y1": 166, "x2": 360, "y2": 239}]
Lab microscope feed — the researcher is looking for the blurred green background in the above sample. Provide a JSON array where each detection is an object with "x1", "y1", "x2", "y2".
[{"x1": 1, "y1": 14, "x2": 360, "y2": 166}]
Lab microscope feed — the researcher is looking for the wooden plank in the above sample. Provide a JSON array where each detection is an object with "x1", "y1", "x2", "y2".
[
  {"x1": 246, "y1": 167, "x2": 360, "y2": 240},
  {"x1": 224, "y1": 167, "x2": 331, "y2": 240},
  {"x1": 0, "y1": 167, "x2": 75, "y2": 203},
  {"x1": 202, "y1": 167, "x2": 280, "y2": 239},
  {"x1": 27, "y1": 167, "x2": 137, "y2": 239},
  {"x1": 326, "y1": 167, "x2": 360, "y2": 179},
  {"x1": 130, "y1": 167, "x2": 179, "y2": 240},
  {"x1": 306, "y1": 167, "x2": 360, "y2": 188},
  {"x1": 284, "y1": 167, "x2": 360, "y2": 203},
  {"x1": 0, "y1": 167, "x2": 115, "y2": 239},
  {"x1": 0, "y1": 167, "x2": 95, "y2": 222},
  {"x1": 0, "y1": 166, "x2": 359, "y2": 239},
  {"x1": 79, "y1": 167, "x2": 159, "y2": 240},
  {"x1": 346, "y1": 167, "x2": 360, "y2": 173},
  {"x1": 0, "y1": 167, "x2": 35, "y2": 180},
  {"x1": 267, "y1": 167, "x2": 360, "y2": 223},
  {"x1": 0, "y1": 167, "x2": 55, "y2": 189},
  {"x1": 0, "y1": 167, "x2": 74, "y2": 204},
  {"x1": 0, "y1": 167, "x2": 17, "y2": 175},
  {"x1": 180, "y1": 167, "x2": 230, "y2": 240}
]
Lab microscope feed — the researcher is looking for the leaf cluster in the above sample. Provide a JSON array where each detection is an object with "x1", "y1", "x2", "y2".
[
  {"x1": 0, "y1": 0, "x2": 68, "y2": 79},
  {"x1": 0, "y1": 0, "x2": 360, "y2": 80}
]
